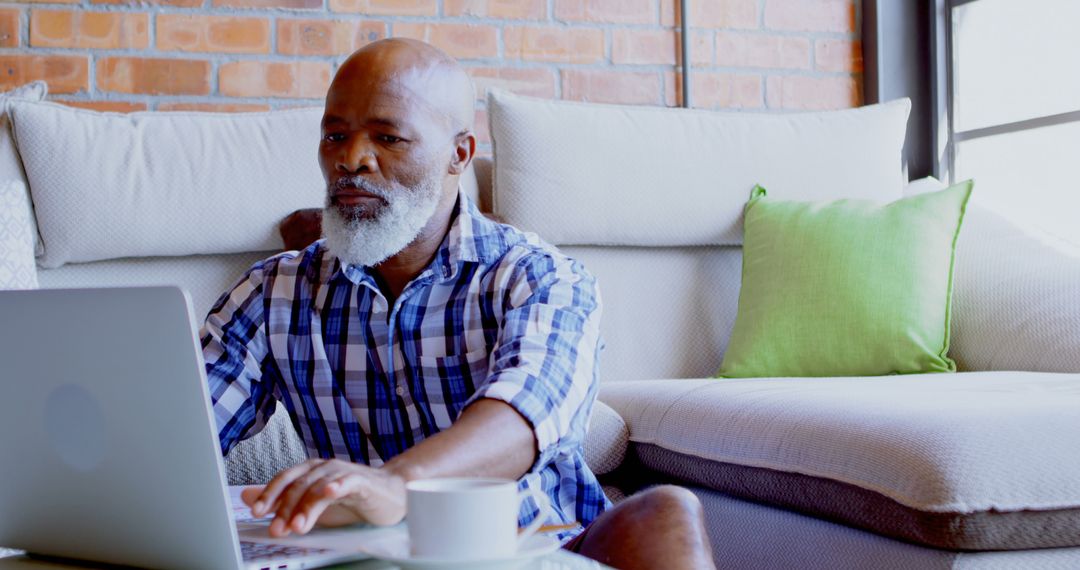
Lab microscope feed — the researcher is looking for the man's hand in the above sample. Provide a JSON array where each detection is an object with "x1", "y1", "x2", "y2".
[
  {"x1": 279, "y1": 208, "x2": 323, "y2": 251},
  {"x1": 241, "y1": 459, "x2": 406, "y2": 537}
]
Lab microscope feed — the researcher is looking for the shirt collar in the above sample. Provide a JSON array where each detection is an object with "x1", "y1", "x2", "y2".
[{"x1": 323, "y1": 187, "x2": 509, "y2": 287}]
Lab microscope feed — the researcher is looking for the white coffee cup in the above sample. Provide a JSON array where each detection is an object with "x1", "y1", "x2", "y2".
[{"x1": 405, "y1": 478, "x2": 552, "y2": 560}]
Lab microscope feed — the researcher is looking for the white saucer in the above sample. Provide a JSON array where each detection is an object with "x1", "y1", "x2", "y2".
[{"x1": 362, "y1": 533, "x2": 562, "y2": 570}]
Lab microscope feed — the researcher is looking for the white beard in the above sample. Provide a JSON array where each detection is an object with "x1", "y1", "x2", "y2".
[{"x1": 322, "y1": 175, "x2": 443, "y2": 268}]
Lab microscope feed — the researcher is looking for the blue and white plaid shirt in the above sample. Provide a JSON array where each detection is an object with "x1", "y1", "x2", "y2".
[{"x1": 201, "y1": 192, "x2": 609, "y2": 535}]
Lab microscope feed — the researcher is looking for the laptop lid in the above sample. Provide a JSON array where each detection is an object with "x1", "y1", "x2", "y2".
[{"x1": 0, "y1": 286, "x2": 245, "y2": 569}]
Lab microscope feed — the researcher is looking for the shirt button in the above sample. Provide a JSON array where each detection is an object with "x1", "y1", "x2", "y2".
[{"x1": 396, "y1": 386, "x2": 405, "y2": 397}]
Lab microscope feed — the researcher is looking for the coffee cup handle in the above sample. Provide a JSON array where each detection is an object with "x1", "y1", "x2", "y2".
[{"x1": 516, "y1": 485, "x2": 553, "y2": 545}]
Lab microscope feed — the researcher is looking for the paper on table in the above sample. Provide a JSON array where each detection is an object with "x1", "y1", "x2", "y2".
[{"x1": 229, "y1": 485, "x2": 273, "y2": 524}]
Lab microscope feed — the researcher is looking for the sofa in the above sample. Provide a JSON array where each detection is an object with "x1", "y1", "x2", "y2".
[{"x1": 2, "y1": 82, "x2": 1079, "y2": 569}]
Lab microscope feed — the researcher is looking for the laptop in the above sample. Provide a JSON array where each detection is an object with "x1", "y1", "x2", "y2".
[{"x1": 0, "y1": 286, "x2": 379, "y2": 570}]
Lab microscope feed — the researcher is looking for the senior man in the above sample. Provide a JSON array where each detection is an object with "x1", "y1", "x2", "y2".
[{"x1": 202, "y1": 38, "x2": 715, "y2": 570}]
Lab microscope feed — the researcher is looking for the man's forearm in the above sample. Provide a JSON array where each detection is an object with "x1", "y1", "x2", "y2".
[{"x1": 383, "y1": 398, "x2": 537, "y2": 483}]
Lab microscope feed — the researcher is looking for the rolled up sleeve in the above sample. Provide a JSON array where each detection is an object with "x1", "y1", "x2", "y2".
[{"x1": 466, "y1": 252, "x2": 603, "y2": 472}]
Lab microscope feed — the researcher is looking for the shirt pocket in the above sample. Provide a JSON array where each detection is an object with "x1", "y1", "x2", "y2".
[{"x1": 415, "y1": 348, "x2": 492, "y2": 422}]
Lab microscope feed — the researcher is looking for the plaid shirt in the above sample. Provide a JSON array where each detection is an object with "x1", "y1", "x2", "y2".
[{"x1": 201, "y1": 192, "x2": 609, "y2": 534}]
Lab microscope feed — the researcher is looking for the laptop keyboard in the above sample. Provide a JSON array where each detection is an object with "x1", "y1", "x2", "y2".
[{"x1": 240, "y1": 540, "x2": 334, "y2": 562}]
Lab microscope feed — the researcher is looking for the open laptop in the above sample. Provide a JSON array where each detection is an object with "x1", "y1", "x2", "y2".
[{"x1": 0, "y1": 286, "x2": 377, "y2": 569}]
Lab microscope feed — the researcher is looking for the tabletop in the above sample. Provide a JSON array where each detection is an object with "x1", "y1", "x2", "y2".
[{"x1": 0, "y1": 546, "x2": 609, "y2": 569}]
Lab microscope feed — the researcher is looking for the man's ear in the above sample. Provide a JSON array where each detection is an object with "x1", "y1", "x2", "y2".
[{"x1": 448, "y1": 130, "x2": 476, "y2": 176}]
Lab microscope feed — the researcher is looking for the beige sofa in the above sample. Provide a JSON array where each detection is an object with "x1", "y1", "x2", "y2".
[{"x1": 4, "y1": 84, "x2": 1080, "y2": 568}]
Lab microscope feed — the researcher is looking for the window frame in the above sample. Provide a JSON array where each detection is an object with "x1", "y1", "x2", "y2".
[{"x1": 932, "y1": 0, "x2": 1080, "y2": 184}]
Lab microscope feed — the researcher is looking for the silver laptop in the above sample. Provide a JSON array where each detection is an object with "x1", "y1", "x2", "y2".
[{"x1": 0, "y1": 286, "x2": 372, "y2": 570}]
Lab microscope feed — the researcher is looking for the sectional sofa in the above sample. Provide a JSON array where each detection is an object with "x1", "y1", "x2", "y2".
[{"x1": 2, "y1": 83, "x2": 1079, "y2": 569}]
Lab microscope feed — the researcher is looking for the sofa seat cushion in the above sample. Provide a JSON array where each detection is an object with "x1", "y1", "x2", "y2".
[{"x1": 600, "y1": 372, "x2": 1080, "y2": 550}]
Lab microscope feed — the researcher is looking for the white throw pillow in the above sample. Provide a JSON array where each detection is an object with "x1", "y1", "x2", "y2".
[
  {"x1": 906, "y1": 176, "x2": 1080, "y2": 373},
  {"x1": 0, "y1": 82, "x2": 48, "y2": 255},
  {"x1": 951, "y1": 203, "x2": 1080, "y2": 374},
  {"x1": 488, "y1": 90, "x2": 910, "y2": 247},
  {"x1": 9, "y1": 102, "x2": 327, "y2": 268},
  {"x1": 0, "y1": 180, "x2": 39, "y2": 289}
]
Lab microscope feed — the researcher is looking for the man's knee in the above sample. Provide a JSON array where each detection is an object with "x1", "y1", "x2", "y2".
[
  {"x1": 631, "y1": 485, "x2": 704, "y2": 521},
  {"x1": 583, "y1": 486, "x2": 714, "y2": 569}
]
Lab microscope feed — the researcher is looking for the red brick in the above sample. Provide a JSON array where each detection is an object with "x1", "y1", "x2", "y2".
[
  {"x1": 766, "y1": 75, "x2": 861, "y2": 110},
  {"x1": 662, "y1": 0, "x2": 758, "y2": 29},
  {"x1": 157, "y1": 15, "x2": 269, "y2": 54},
  {"x1": 56, "y1": 99, "x2": 147, "y2": 112},
  {"x1": 504, "y1": 27, "x2": 604, "y2": 64},
  {"x1": 0, "y1": 10, "x2": 16, "y2": 47},
  {"x1": 213, "y1": 0, "x2": 320, "y2": 9},
  {"x1": 765, "y1": 0, "x2": 855, "y2": 32},
  {"x1": 0, "y1": 55, "x2": 88, "y2": 94},
  {"x1": 278, "y1": 18, "x2": 385, "y2": 56},
  {"x1": 815, "y1": 38, "x2": 862, "y2": 72},
  {"x1": 94, "y1": 0, "x2": 201, "y2": 7},
  {"x1": 11, "y1": 0, "x2": 78, "y2": 5},
  {"x1": 715, "y1": 32, "x2": 810, "y2": 70},
  {"x1": 563, "y1": 69, "x2": 662, "y2": 106},
  {"x1": 97, "y1": 57, "x2": 210, "y2": 95},
  {"x1": 329, "y1": 0, "x2": 436, "y2": 15},
  {"x1": 468, "y1": 67, "x2": 556, "y2": 100},
  {"x1": 393, "y1": 23, "x2": 498, "y2": 59},
  {"x1": 665, "y1": 72, "x2": 763, "y2": 109},
  {"x1": 158, "y1": 102, "x2": 272, "y2": 112},
  {"x1": 445, "y1": 0, "x2": 545, "y2": 20},
  {"x1": 219, "y1": 61, "x2": 331, "y2": 98},
  {"x1": 555, "y1": 0, "x2": 655, "y2": 25},
  {"x1": 31, "y1": 10, "x2": 148, "y2": 49},
  {"x1": 612, "y1": 29, "x2": 712, "y2": 66}
]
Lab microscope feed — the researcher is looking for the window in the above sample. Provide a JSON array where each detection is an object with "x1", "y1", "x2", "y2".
[{"x1": 940, "y1": 0, "x2": 1080, "y2": 252}]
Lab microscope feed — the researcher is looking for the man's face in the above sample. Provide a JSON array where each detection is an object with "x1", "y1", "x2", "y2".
[{"x1": 318, "y1": 64, "x2": 455, "y2": 267}]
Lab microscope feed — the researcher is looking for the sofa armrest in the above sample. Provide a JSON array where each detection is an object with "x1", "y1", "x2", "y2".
[
  {"x1": 584, "y1": 400, "x2": 629, "y2": 476},
  {"x1": 950, "y1": 203, "x2": 1080, "y2": 373}
]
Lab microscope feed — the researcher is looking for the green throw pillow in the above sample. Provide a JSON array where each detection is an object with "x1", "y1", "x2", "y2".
[{"x1": 718, "y1": 181, "x2": 974, "y2": 378}]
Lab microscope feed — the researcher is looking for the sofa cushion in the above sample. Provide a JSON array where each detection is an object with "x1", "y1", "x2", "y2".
[
  {"x1": 562, "y1": 245, "x2": 743, "y2": 382},
  {"x1": 908, "y1": 177, "x2": 1080, "y2": 374},
  {"x1": 719, "y1": 182, "x2": 972, "y2": 378},
  {"x1": 487, "y1": 90, "x2": 910, "y2": 248},
  {"x1": 13, "y1": 101, "x2": 484, "y2": 270},
  {"x1": 0, "y1": 82, "x2": 46, "y2": 180},
  {"x1": 0, "y1": 180, "x2": 38, "y2": 290},
  {"x1": 10, "y1": 102, "x2": 327, "y2": 268},
  {"x1": 952, "y1": 209, "x2": 1080, "y2": 374},
  {"x1": 223, "y1": 402, "x2": 308, "y2": 486},
  {"x1": 601, "y1": 372, "x2": 1080, "y2": 550}
]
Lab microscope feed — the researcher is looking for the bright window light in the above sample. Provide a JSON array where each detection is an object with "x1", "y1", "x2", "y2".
[{"x1": 949, "y1": 0, "x2": 1080, "y2": 253}]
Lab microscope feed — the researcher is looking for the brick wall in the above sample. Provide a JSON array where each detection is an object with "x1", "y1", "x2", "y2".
[{"x1": 0, "y1": 0, "x2": 862, "y2": 148}]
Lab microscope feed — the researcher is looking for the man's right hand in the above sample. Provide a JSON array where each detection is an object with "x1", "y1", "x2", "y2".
[{"x1": 242, "y1": 458, "x2": 407, "y2": 537}]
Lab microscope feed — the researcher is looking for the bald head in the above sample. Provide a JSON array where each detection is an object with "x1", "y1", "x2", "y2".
[
  {"x1": 329, "y1": 38, "x2": 475, "y2": 136},
  {"x1": 316, "y1": 38, "x2": 478, "y2": 271}
]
